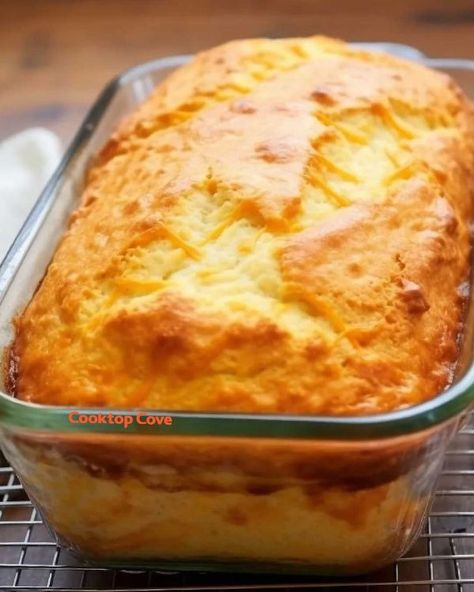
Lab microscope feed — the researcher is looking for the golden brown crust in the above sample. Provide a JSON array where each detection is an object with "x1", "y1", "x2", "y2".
[{"x1": 11, "y1": 36, "x2": 474, "y2": 413}]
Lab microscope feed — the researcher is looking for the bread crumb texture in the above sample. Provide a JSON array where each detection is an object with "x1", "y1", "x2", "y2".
[{"x1": 13, "y1": 36, "x2": 474, "y2": 414}]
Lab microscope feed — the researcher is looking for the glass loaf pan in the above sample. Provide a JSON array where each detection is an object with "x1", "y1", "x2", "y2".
[{"x1": 0, "y1": 44, "x2": 473, "y2": 575}]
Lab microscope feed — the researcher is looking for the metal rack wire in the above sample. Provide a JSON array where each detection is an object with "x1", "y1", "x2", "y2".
[{"x1": 0, "y1": 415, "x2": 473, "y2": 591}]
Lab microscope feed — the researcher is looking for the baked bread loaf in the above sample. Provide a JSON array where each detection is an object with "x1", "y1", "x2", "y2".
[{"x1": 10, "y1": 36, "x2": 474, "y2": 414}]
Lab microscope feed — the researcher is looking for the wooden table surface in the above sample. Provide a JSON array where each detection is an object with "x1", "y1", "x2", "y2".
[{"x1": 1, "y1": 0, "x2": 473, "y2": 145}]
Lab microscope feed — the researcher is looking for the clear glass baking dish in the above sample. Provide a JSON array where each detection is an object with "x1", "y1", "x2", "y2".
[{"x1": 0, "y1": 43, "x2": 473, "y2": 576}]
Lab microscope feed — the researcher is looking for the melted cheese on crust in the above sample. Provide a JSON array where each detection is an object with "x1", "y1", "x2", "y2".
[{"x1": 12, "y1": 36, "x2": 474, "y2": 413}]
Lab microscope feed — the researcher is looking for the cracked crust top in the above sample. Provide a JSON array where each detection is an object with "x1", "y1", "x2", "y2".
[{"x1": 10, "y1": 36, "x2": 474, "y2": 414}]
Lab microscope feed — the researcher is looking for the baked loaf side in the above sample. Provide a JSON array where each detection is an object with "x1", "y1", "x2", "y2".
[{"x1": 11, "y1": 36, "x2": 474, "y2": 414}]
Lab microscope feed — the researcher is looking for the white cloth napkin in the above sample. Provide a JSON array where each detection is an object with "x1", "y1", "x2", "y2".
[{"x1": 0, "y1": 128, "x2": 62, "y2": 261}]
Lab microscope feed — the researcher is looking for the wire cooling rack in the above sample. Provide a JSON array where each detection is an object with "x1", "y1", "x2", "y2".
[{"x1": 0, "y1": 415, "x2": 473, "y2": 592}]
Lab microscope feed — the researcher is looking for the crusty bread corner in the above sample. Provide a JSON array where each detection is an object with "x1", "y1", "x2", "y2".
[{"x1": 11, "y1": 36, "x2": 474, "y2": 413}]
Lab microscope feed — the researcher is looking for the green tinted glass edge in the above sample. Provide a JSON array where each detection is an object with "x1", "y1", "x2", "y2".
[{"x1": 0, "y1": 379, "x2": 472, "y2": 439}]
